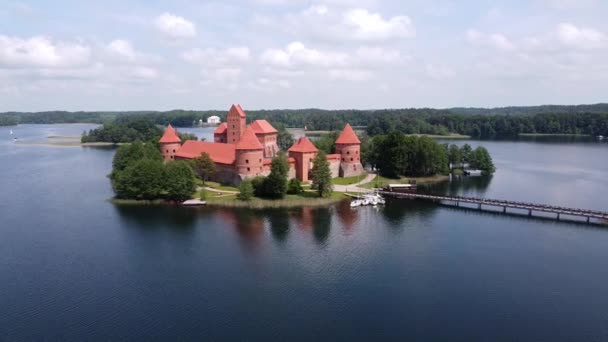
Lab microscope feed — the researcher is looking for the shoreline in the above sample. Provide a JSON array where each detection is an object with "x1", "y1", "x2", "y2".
[{"x1": 16, "y1": 141, "x2": 117, "y2": 147}]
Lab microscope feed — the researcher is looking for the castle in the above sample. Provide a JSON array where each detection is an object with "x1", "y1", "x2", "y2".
[{"x1": 160, "y1": 104, "x2": 363, "y2": 185}]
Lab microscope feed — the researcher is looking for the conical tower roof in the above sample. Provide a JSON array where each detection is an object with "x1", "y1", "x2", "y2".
[
  {"x1": 335, "y1": 124, "x2": 360, "y2": 144},
  {"x1": 288, "y1": 137, "x2": 318, "y2": 153},
  {"x1": 160, "y1": 124, "x2": 181, "y2": 143},
  {"x1": 236, "y1": 126, "x2": 263, "y2": 150}
]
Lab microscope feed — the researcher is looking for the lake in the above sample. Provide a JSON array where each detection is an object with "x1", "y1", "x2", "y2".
[{"x1": 1, "y1": 124, "x2": 608, "y2": 341}]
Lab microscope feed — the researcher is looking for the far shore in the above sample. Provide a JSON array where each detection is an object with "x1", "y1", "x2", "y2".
[
  {"x1": 518, "y1": 133, "x2": 590, "y2": 137},
  {"x1": 16, "y1": 141, "x2": 117, "y2": 147}
]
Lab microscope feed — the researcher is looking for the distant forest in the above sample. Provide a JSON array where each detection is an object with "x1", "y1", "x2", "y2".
[{"x1": 2, "y1": 103, "x2": 608, "y2": 138}]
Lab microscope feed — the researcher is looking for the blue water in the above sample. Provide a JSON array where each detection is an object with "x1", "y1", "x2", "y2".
[{"x1": 1, "y1": 125, "x2": 608, "y2": 341}]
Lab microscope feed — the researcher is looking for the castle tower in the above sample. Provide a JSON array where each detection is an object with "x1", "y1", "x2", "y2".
[
  {"x1": 335, "y1": 124, "x2": 363, "y2": 177},
  {"x1": 288, "y1": 137, "x2": 318, "y2": 182},
  {"x1": 226, "y1": 104, "x2": 247, "y2": 144},
  {"x1": 159, "y1": 124, "x2": 182, "y2": 162},
  {"x1": 235, "y1": 126, "x2": 264, "y2": 178}
]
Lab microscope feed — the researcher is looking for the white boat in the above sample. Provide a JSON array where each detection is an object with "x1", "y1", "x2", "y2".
[
  {"x1": 10, "y1": 129, "x2": 14, "y2": 135},
  {"x1": 350, "y1": 199, "x2": 362, "y2": 207},
  {"x1": 598, "y1": 135, "x2": 605, "y2": 140}
]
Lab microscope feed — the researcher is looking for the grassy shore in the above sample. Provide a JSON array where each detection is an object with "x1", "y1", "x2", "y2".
[
  {"x1": 332, "y1": 173, "x2": 367, "y2": 185},
  {"x1": 204, "y1": 191, "x2": 348, "y2": 208},
  {"x1": 47, "y1": 135, "x2": 81, "y2": 139},
  {"x1": 360, "y1": 174, "x2": 449, "y2": 189}
]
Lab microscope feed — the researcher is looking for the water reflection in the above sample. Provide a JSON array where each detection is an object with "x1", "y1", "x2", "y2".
[
  {"x1": 335, "y1": 201, "x2": 359, "y2": 232},
  {"x1": 267, "y1": 209, "x2": 290, "y2": 242},
  {"x1": 312, "y1": 208, "x2": 332, "y2": 244},
  {"x1": 114, "y1": 204, "x2": 198, "y2": 232},
  {"x1": 380, "y1": 199, "x2": 439, "y2": 227},
  {"x1": 423, "y1": 175, "x2": 493, "y2": 196}
]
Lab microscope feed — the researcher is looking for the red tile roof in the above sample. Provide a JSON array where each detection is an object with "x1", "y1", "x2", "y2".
[
  {"x1": 160, "y1": 124, "x2": 181, "y2": 143},
  {"x1": 250, "y1": 120, "x2": 278, "y2": 134},
  {"x1": 288, "y1": 137, "x2": 318, "y2": 153},
  {"x1": 175, "y1": 140, "x2": 236, "y2": 164},
  {"x1": 229, "y1": 104, "x2": 246, "y2": 118},
  {"x1": 335, "y1": 124, "x2": 360, "y2": 144},
  {"x1": 214, "y1": 122, "x2": 227, "y2": 134},
  {"x1": 236, "y1": 126, "x2": 263, "y2": 150},
  {"x1": 326, "y1": 154, "x2": 340, "y2": 160}
]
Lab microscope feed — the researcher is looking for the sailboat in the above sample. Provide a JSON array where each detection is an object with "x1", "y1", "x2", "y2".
[{"x1": 10, "y1": 129, "x2": 14, "y2": 135}]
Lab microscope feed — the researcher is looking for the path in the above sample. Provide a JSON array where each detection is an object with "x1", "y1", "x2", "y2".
[{"x1": 333, "y1": 173, "x2": 376, "y2": 193}]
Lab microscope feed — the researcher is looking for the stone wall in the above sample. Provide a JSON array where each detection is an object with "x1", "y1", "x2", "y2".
[{"x1": 329, "y1": 158, "x2": 340, "y2": 178}]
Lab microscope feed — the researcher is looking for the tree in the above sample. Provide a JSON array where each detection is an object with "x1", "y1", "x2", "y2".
[
  {"x1": 277, "y1": 129, "x2": 295, "y2": 150},
  {"x1": 311, "y1": 151, "x2": 333, "y2": 198},
  {"x1": 192, "y1": 152, "x2": 216, "y2": 184},
  {"x1": 313, "y1": 131, "x2": 339, "y2": 154},
  {"x1": 237, "y1": 180, "x2": 254, "y2": 201},
  {"x1": 460, "y1": 144, "x2": 473, "y2": 164},
  {"x1": 262, "y1": 154, "x2": 289, "y2": 199},
  {"x1": 469, "y1": 147, "x2": 496, "y2": 174},
  {"x1": 164, "y1": 161, "x2": 196, "y2": 201},
  {"x1": 112, "y1": 141, "x2": 162, "y2": 172},
  {"x1": 448, "y1": 144, "x2": 462, "y2": 166},
  {"x1": 287, "y1": 178, "x2": 303, "y2": 194},
  {"x1": 178, "y1": 132, "x2": 198, "y2": 141},
  {"x1": 112, "y1": 159, "x2": 165, "y2": 200}
]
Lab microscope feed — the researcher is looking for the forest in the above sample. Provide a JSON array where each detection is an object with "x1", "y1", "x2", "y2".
[{"x1": 3, "y1": 104, "x2": 608, "y2": 138}]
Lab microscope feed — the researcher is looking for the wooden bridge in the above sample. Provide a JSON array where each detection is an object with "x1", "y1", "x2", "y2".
[{"x1": 376, "y1": 191, "x2": 608, "y2": 224}]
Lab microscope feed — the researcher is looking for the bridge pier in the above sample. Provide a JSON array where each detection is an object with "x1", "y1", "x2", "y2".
[
  {"x1": 528, "y1": 209, "x2": 532, "y2": 216},
  {"x1": 587, "y1": 216, "x2": 591, "y2": 224},
  {"x1": 557, "y1": 213, "x2": 560, "y2": 220},
  {"x1": 503, "y1": 207, "x2": 507, "y2": 213},
  {"x1": 478, "y1": 203, "x2": 482, "y2": 210}
]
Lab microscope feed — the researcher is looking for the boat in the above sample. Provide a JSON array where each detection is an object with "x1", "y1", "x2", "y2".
[
  {"x1": 598, "y1": 135, "x2": 605, "y2": 140},
  {"x1": 10, "y1": 129, "x2": 14, "y2": 135},
  {"x1": 350, "y1": 199, "x2": 362, "y2": 207}
]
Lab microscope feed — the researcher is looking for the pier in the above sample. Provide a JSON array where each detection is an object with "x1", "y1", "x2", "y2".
[{"x1": 377, "y1": 191, "x2": 608, "y2": 224}]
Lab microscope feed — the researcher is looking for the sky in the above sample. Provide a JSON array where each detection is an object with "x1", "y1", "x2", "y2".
[{"x1": 0, "y1": 0, "x2": 607, "y2": 111}]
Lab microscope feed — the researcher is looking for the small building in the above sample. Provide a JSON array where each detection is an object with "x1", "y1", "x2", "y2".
[
  {"x1": 160, "y1": 104, "x2": 362, "y2": 186},
  {"x1": 207, "y1": 116, "x2": 221, "y2": 125}
]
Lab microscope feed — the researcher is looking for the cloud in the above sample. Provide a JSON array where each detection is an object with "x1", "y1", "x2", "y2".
[
  {"x1": 355, "y1": 47, "x2": 404, "y2": 65},
  {"x1": 342, "y1": 8, "x2": 414, "y2": 41},
  {"x1": 130, "y1": 66, "x2": 159, "y2": 79},
  {"x1": 426, "y1": 63, "x2": 455, "y2": 79},
  {"x1": 106, "y1": 39, "x2": 136, "y2": 62},
  {"x1": 181, "y1": 47, "x2": 250, "y2": 66},
  {"x1": 0, "y1": 35, "x2": 91, "y2": 68},
  {"x1": 260, "y1": 42, "x2": 348, "y2": 68},
  {"x1": 556, "y1": 23, "x2": 606, "y2": 49},
  {"x1": 154, "y1": 13, "x2": 196, "y2": 39},
  {"x1": 328, "y1": 68, "x2": 374, "y2": 81},
  {"x1": 466, "y1": 29, "x2": 515, "y2": 51}
]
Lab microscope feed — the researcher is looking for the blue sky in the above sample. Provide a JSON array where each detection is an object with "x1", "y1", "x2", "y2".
[{"x1": 0, "y1": 0, "x2": 607, "y2": 111}]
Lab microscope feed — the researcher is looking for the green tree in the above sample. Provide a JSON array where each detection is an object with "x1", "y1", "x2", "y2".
[
  {"x1": 263, "y1": 154, "x2": 289, "y2": 199},
  {"x1": 460, "y1": 144, "x2": 473, "y2": 164},
  {"x1": 178, "y1": 132, "x2": 198, "y2": 141},
  {"x1": 277, "y1": 129, "x2": 295, "y2": 151},
  {"x1": 237, "y1": 180, "x2": 255, "y2": 201},
  {"x1": 112, "y1": 159, "x2": 165, "y2": 200},
  {"x1": 469, "y1": 147, "x2": 496, "y2": 174},
  {"x1": 164, "y1": 161, "x2": 196, "y2": 201},
  {"x1": 311, "y1": 151, "x2": 333, "y2": 198},
  {"x1": 448, "y1": 144, "x2": 462, "y2": 166},
  {"x1": 287, "y1": 178, "x2": 303, "y2": 194},
  {"x1": 313, "y1": 131, "x2": 339, "y2": 154},
  {"x1": 112, "y1": 141, "x2": 162, "y2": 172},
  {"x1": 192, "y1": 152, "x2": 216, "y2": 184}
]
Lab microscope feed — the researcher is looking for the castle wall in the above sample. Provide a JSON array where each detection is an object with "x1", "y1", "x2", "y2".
[
  {"x1": 161, "y1": 142, "x2": 181, "y2": 162},
  {"x1": 329, "y1": 158, "x2": 340, "y2": 178},
  {"x1": 336, "y1": 143, "x2": 363, "y2": 177},
  {"x1": 257, "y1": 133, "x2": 279, "y2": 159},
  {"x1": 235, "y1": 149, "x2": 264, "y2": 177},
  {"x1": 214, "y1": 132, "x2": 227, "y2": 143}
]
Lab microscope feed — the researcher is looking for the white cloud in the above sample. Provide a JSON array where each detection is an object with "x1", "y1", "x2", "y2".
[
  {"x1": 260, "y1": 42, "x2": 348, "y2": 68},
  {"x1": 466, "y1": 29, "x2": 515, "y2": 51},
  {"x1": 356, "y1": 47, "x2": 404, "y2": 65},
  {"x1": 556, "y1": 23, "x2": 606, "y2": 49},
  {"x1": 154, "y1": 13, "x2": 196, "y2": 39},
  {"x1": 342, "y1": 8, "x2": 415, "y2": 41},
  {"x1": 181, "y1": 47, "x2": 250, "y2": 66},
  {"x1": 328, "y1": 68, "x2": 374, "y2": 81},
  {"x1": 130, "y1": 66, "x2": 159, "y2": 79},
  {"x1": 106, "y1": 39, "x2": 136, "y2": 62},
  {"x1": 426, "y1": 63, "x2": 455, "y2": 79},
  {"x1": 0, "y1": 35, "x2": 91, "y2": 68}
]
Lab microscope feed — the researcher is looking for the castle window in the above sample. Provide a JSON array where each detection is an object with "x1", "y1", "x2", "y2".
[
  {"x1": 170, "y1": 156, "x2": 174, "y2": 159},
  {"x1": 347, "y1": 151, "x2": 350, "y2": 155},
  {"x1": 232, "y1": 125, "x2": 235, "y2": 128},
  {"x1": 166, "y1": 150, "x2": 169, "y2": 153},
  {"x1": 246, "y1": 159, "x2": 249, "y2": 164},
  {"x1": 356, "y1": 151, "x2": 359, "y2": 154},
  {"x1": 259, "y1": 159, "x2": 262, "y2": 163},
  {"x1": 342, "y1": 158, "x2": 345, "y2": 161},
  {"x1": 173, "y1": 149, "x2": 176, "y2": 153},
  {"x1": 247, "y1": 167, "x2": 250, "y2": 171},
  {"x1": 351, "y1": 158, "x2": 353, "y2": 161}
]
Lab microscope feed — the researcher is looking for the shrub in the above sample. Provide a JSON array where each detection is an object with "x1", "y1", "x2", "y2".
[
  {"x1": 287, "y1": 178, "x2": 303, "y2": 195},
  {"x1": 237, "y1": 180, "x2": 254, "y2": 201}
]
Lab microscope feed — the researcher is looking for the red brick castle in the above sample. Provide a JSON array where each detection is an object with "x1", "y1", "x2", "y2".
[{"x1": 160, "y1": 104, "x2": 363, "y2": 185}]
